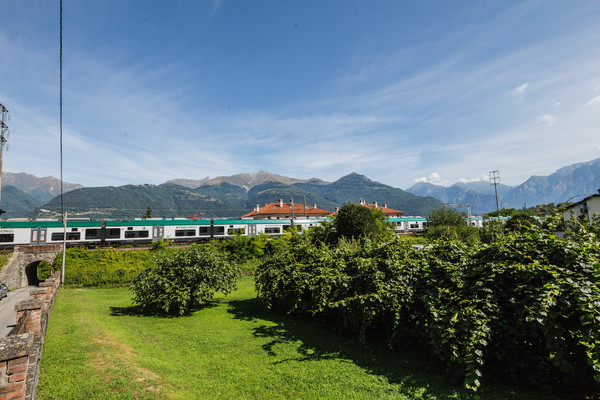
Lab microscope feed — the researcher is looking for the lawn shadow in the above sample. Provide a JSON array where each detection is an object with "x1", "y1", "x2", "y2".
[
  {"x1": 227, "y1": 297, "x2": 569, "y2": 400},
  {"x1": 110, "y1": 300, "x2": 219, "y2": 318},
  {"x1": 227, "y1": 297, "x2": 460, "y2": 399}
]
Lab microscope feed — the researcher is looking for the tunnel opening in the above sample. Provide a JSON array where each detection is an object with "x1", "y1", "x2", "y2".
[{"x1": 24, "y1": 261, "x2": 41, "y2": 286}]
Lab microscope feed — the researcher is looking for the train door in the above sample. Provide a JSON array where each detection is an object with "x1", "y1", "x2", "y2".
[
  {"x1": 152, "y1": 226, "x2": 164, "y2": 241},
  {"x1": 30, "y1": 228, "x2": 47, "y2": 244},
  {"x1": 248, "y1": 224, "x2": 257, "y2": 236}
]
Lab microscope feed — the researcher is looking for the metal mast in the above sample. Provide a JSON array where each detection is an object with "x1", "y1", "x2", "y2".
[
  {"x1": 489, "y1": 170, "x2": 501, "y2": 220},
  {"x1": 0, "y1": 103, "x2": 10, "y2": 215}
]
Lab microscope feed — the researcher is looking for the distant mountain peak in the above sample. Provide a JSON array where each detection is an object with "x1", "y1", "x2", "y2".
[{"x1": 338, "y1": 172, "x2": 373, "y2": 183}]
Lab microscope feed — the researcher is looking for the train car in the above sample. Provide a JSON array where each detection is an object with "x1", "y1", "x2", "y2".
[{"x1": 388, "y1": 216, "x2": 428, "y2": 234}]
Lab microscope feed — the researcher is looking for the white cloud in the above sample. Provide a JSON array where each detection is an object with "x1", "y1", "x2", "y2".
[
  {"x1": 539, "y1": 114, "x2": 557, "y2": 126},
  {"x1": 458, "y1": 175, "x2": 488, "y2": 183},
  {"x1": 414, "y1": 172, "x2": 445, "y2": 185},
  {"x1": 585, "y1": 95, "x2": 600, "y2": 106},
  {"x1": 512, "y1": 82, "x2": 529, "y2": 95}
]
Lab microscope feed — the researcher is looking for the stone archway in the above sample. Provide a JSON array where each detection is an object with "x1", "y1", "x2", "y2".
[
  {"x1": 24, "y1": 261, "x2": 41, "y2": 286},
  {"x1": 0, "y1": 245, "x2": 62, "y2": 289}
]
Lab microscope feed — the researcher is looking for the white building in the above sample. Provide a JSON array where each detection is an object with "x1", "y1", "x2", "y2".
[{"x1": 562, "y1": 191, "x2": 600, "y2": 224}]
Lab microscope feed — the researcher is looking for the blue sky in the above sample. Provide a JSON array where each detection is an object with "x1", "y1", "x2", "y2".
[{"x1": 1, "y1": 0, "x2": 600, "y2": 189}]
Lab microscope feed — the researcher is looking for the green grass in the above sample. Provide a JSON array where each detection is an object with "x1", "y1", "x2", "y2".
[
  {"x1": 38, "y1": 276, "x2": 566, "y2": 400},
  {"x1": 0, "y1": 249, "x2": 12, "y2": 273}
]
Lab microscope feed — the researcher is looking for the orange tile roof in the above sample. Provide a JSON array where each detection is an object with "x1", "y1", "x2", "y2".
[
  {"x1": 332, "y1": 200, "x2": 404, "y2": 216},
  {"x1": 241, "y1": 201, "x2": 332, "y2": 218}
]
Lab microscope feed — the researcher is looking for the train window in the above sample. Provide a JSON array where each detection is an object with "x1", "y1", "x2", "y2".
[
  {"x1": 0, "y1": 234, "x2": 14, "y2": 242},
  {"x1": 85, "y1": 229, "x2": 100, "y2": 239},
  {"x1": 51, "y1": 232, "x2": 81, "y2": 241},
  {"x1": 213, "y1": 226, "x2": 225, "y2": 235},
  {"x1": 264, "y1": 227, "x2": 280, "y2": 234},
  {"x1": 198, "y1": 227, "x2": 210, "y2": 235},
  {"x1": 227, "y1": 228, "x2": 245, "y2": 235},
  {"x1": 175, "y1": 229, "x2": 196, "y2": 237},
  {"x1": 409, "y1": 223, "x2": 419, "y2": 229},
  {"x1": 107, "y1": 229, "x2": 121, "y2": 238},
  {"x1": 124, "y1": 230, "x2": 150, "y2": 239}
]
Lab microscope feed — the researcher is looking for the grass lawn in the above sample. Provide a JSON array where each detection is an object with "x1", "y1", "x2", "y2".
[{"x1": 38, "y1": 276, "x2": 565, "y2": 400}]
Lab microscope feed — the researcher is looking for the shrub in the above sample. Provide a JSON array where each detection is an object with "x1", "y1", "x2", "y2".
[
  {"x1": 256, "y1": 227, "x2": 600, "y2": 392},
  {"x1": 52, "y1": 247, "x2": 153, "y2": 287},
  {"x1": 132, "y1": 244, "x2": 239, "y2": 315}
]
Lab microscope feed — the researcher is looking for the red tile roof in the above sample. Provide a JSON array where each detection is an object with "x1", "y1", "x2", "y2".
[{"x1": 241, "y1": 200, "x2": 332, "y2": 219}]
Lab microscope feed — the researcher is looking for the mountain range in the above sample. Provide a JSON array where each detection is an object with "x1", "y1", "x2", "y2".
[
  {"x1": 2, "y1": 158, "x2": 600, "y2": 219},
  {"x1": 406, "y1": 158, "x2": 600, "y2": 214}
]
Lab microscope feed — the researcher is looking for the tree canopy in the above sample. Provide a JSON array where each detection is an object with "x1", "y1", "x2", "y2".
[
  {"x1": 132, "y1": 244, "x2": 239, "y2": 315},
  {"x1": 333, "y1": 203, "x2": 390, "y2": 241}
]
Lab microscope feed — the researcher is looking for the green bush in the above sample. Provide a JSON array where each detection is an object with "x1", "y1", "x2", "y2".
[
  {"x1": 37, "y1": 260, "x2": 54, "y2": 281},
  {"x1": 256, "y1": 227, "x2": 600, "y2": 392},
  {"x1": 52, "y1": 247, "x2": 153, "y2": 287},
  {"x1": 131, "y1": 244, "x2": 239, "y2": 315}
]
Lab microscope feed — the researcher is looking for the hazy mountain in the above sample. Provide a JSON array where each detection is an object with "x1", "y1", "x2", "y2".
[
  {"x1": 194, "y1": 182, "x2": 248, "y2": 208},
  {"x1": 35, "y1": 184, "x2": 245, "y2": 219},
  {"x1": 164, "y1": 177, "x2": 210, "y2": 189},
  {"x1": 406, "y1": 182, "x2": 514, "y2": 215},
  {"x1": 502, "y1": 158, "x2": 600, "y2": 207},
  {"x1": 178, "y1": 170, "x2": 319, "y2": 192},
  {"x1": 0, "y1": 185, "x2": 43, "y2": 218},
  {"x1": 2, "y1": 172, "x2": 84, "y2": 203},
  {"x1": 295, "y1": 173, "x2": 444, "y2": 216},
  {"x1": 406, "y1": 158, "x2": 600, "y2": 213}
]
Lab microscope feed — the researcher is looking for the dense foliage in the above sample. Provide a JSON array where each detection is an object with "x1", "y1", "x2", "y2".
[
  {"x1": 52, "y1": 247, "x2": 154, "y2": 286},
  {"x1": 425, "y1": 208, "x2": 480, "y2": 245},
  {"x1": 255, "y1": 226, "x2": 600, "y2": 392},
  {"x1": 333, "y1": 203, "x2": 391, "y2": 241},
  {"x1": 132, "y1": 244, "x2": 239, "y2": 315}
]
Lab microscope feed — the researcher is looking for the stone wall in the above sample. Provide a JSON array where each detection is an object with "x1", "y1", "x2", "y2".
[
  {"x1": 0, "y1": 272, "x2": 61, "y2": 400},
  {"x1": 0, "y1": 246, "x2": 61, "y2": 289}
]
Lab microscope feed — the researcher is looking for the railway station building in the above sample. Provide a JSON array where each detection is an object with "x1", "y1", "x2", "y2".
[{"x1": 241, "y1": 199, "x2": 333, "y2": 219}]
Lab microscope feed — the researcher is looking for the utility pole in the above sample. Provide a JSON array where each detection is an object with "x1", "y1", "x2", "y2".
[
  {"x1": 0, "y1": 103, "x2": 10, "y2": 216},
  {"x1": 290, "y1": 196, "x2": 295, "y2": 224},
  {"x1": 489, "y1": 170, "x2": 501, "y2": 221}
]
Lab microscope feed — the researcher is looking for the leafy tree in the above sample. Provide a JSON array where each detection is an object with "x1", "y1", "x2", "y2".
[
  {"x1": 132, "y1": 244, "x2": 239, "y2": 315},
  {"x1": 333, "y1": 203, "x2": 391, "y2": 241},
  {"x1": 504, "y1": 211, "x2": 539, "y2": 232},
  {"x1": 425, "y1": 208, "x2": 480, "y2": 245},
  {"x1": 479, "y1": 219, "x2": 505, "y2": 244},
  {"x1": 143, "y1": 205, "x2": 154, "y2": 219},
  {"x1": 428, "y1": 208, "x2": 468, "y2": 227}
]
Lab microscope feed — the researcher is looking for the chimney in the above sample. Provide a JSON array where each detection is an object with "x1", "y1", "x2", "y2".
[
  {"x1": 360, "y1": 199, "x2": 365, "y2": 206},
  {"x1": 313, "y1": 203, "x2": 317, "y2": 209},
  {"x1": 383, "y1": 204, "x2": 387, "y2": 209},
  {"x1": 335, "y1": 207, "x2": 339, "y2": 213},
  {"x1": 373, "y1": 201, "x2": 378, "y2": 208},
  {"x1": 255, "y1": 204, "x2": 260, "y2": 212},
  {"x1": 279, "y1": 199, "x2": 283, "y2": 207}
]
